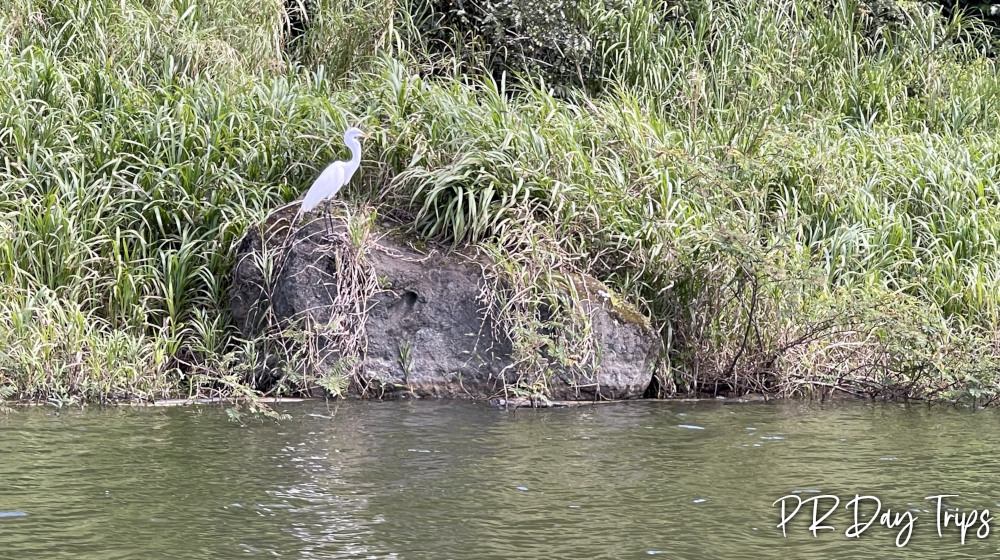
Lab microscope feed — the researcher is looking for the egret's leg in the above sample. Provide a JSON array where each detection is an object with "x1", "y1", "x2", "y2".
[
  {"x1": 321, "y1": 203, "x2": 328, "y2": 236},
  {"x1": 325, "y1": 199, "x2": 334, "y2": 237}
]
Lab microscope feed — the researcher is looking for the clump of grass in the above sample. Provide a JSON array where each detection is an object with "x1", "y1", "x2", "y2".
[
  {"x1": 2, "y1": 0, "x2": 1000, "y2": 405},
  {"x1": 477, "y1": 226, "x2": 603, "y2": 396}
]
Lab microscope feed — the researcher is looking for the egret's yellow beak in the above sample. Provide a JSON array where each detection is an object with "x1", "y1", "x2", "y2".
[{"x1": 361, "y1": 131, "x2": 373, "y2": 139}]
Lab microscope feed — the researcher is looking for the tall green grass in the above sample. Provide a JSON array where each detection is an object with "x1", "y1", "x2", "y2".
[{"x1": 1, "y1": 0, "x2": 999, "y2": 403}]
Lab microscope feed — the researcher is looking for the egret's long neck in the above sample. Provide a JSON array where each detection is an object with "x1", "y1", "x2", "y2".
[{"x1": 346, "y1": 136, "x2": 363, "y2": 168}]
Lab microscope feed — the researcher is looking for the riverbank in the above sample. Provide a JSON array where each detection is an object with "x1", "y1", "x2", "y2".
[{"x1": 1, "y1": 0, "x2": 999, "y2": 408}]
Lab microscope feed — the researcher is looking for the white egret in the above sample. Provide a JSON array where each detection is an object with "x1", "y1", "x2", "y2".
[{"x1": 297, "y1": 127, "x2": 370, "y2": 232}]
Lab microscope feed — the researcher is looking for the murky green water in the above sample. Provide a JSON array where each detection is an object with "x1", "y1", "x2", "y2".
[{"x1": 2, "y1": 400, "x2": 1000, "y2": 558}]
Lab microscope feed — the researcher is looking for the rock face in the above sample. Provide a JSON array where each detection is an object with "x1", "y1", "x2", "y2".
[{"x1": 230, "y1": 215, "x2": 661, "y2": 400}]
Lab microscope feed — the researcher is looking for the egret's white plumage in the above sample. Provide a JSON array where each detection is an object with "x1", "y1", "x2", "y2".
[{"x1": 297, "y1": 127, "x2": 368, "y2": 217}]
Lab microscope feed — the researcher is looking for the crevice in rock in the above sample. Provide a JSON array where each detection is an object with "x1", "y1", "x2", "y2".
[
  {"x1": 401, "y1": 291, "x2": 418, "y2": 312},
  {"x1": 642, "y1": 372, "x2": 660, "y2": 398}
]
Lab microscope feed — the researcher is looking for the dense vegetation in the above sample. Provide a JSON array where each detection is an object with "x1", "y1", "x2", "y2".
[{"x1": 2, "y1": 0, "x2": 1000, "y2": 406}]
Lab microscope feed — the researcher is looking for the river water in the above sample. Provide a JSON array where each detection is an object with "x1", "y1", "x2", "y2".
[{"x1": 1, "y1": 400, "x2": 999, "y2": 558}]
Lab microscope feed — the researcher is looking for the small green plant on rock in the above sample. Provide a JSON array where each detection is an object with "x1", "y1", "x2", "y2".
[{"x1": 397, "y1": 339, "x2": 414, "y2": 388}]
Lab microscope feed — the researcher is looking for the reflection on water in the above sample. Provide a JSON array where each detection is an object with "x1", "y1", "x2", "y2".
[{"x1": 2, "y1": 400, "x2": 1000, "y2": 558}]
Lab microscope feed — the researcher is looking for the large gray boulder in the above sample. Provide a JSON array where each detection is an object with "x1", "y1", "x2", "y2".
[{"x1": 230, "y1": 214, "x2": 660, "y2": 400}]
